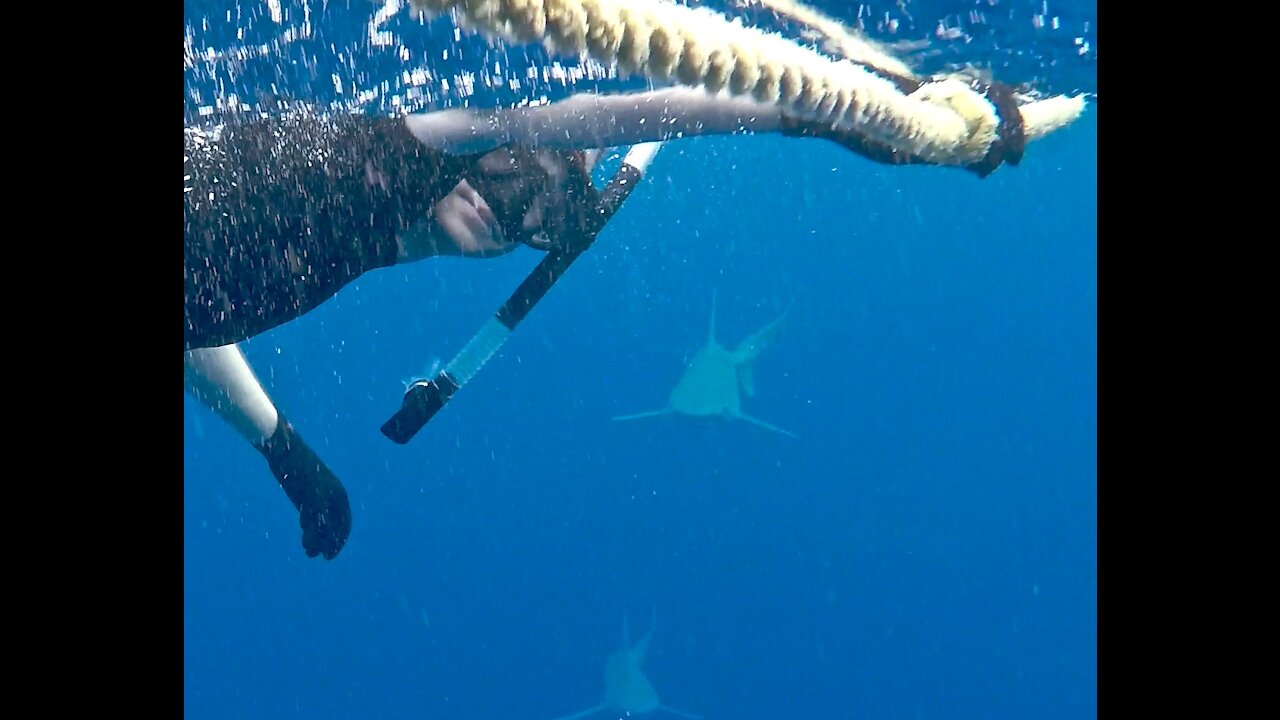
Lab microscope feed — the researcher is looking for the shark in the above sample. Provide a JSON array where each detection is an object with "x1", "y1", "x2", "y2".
[
  {"x1": 613, "y1": 291, "x2": 796, "y2": 438},
  {"x1": 548, "y1": 611, "x2": 702, "y2": 720}
]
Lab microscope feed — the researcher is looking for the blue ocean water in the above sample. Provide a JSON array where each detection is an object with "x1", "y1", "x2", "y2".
[{"x1": 184, "y1": 2, "x2": 1097, "y2": 718}]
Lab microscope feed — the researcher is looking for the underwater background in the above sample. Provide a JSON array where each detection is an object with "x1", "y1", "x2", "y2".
[{"x1": 184, "y1": 1, "x2": 1097, "y2": 718}]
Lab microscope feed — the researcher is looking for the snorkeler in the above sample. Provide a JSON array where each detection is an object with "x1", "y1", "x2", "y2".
[
  {"x1": 185, "y1": 131, "x2": 623, "y2": 560},
  {"x1": 184, "y1": 86, "x2": 1020, "y2": 561}
]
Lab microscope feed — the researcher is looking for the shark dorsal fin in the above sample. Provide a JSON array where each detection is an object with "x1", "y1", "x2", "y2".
[{"x1": 708, "y1": 289, "x2": 718, "y2": 345}]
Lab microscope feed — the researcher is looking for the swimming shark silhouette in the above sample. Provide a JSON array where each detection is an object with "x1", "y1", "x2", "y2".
[
  {"x1": 613, "y1": 291, "x2": 796, "y2": 438},
  {"x1": 548, "y1": 610, "x2": 702, "y2": 720}
]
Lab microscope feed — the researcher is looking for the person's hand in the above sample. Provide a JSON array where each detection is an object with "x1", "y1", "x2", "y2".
[
  {"x1": 777, "y1": 78, "x2": 1026, "y2": 178},
  {"x1": 256, "y1": 417, "x2": 352, "y2": 560}
]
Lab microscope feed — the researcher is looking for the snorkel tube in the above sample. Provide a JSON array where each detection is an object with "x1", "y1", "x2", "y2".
[{"x1": 381, "y1": 141, "x2": 662, "y2": 445}]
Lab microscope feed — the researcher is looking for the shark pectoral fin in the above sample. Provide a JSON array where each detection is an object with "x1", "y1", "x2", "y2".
[
  {"x1": 659, "y1": 706, "x2": 704, "y2": 719},
  {"x1": 546, "y1": 704, "x2": 607, "y2": 720},
  {"x1": 737, "y1": 412, "x2": 799, "y2": 439},
  {"x1": 737, "y1": 363, "x2": 756, "y2": 397},
  {"x1": 612, "y1": 409, "x2": 670, "y2": 422}
]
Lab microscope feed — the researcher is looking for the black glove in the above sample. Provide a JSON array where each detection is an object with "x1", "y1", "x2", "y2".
[
  {"x1": 256, "y1": 416, "x2": 351, "y2": 560},
  {"x1": 779, "y1": 78, "x2": 1026, "y2": 178}
]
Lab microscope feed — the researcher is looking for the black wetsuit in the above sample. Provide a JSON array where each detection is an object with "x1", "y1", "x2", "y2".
[{"x1": 183, "y1": 111, "x2": 476, "y2": 350}]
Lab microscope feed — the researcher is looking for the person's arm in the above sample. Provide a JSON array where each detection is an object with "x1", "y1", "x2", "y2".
[
  {"x1": 184, "y1": 345, "x2": 280, "y2": 443},
  {"x1": 405, "y1": 87, "x2": 785, "y2": 154},
  {"x1": 185, "y1": 345, "x2": 351, "y2": 561},
  {"x1": 403, "y1": 85, "x2": 949, "y2": 171}
]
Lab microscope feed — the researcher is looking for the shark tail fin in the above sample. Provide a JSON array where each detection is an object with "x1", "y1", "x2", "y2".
[{"x1": 732, "y1": 306, "x2": 788, "y2": 365}]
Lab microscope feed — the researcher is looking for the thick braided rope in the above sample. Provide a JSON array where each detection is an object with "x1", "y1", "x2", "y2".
[{"x1": 411, "y1": 0, "x2": 1085, "y2": 166}]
